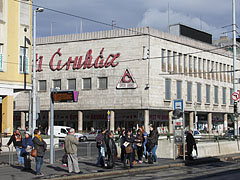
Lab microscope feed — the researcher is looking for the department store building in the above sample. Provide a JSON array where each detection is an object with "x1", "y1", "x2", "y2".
[{"x1": 14, "y1": 25, "x2": 239, "y2": 134}]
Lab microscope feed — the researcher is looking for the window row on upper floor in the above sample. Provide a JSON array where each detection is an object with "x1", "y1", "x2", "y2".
[
  {"x1": 165, "y1": 79, "x2": 233, "y2": 106},
  {"x1": 38, "y1": 77, "x2": 108, "y2": 92},
  {"x1": 161, "y1": 49, "x2": 233, "y2": 83}
]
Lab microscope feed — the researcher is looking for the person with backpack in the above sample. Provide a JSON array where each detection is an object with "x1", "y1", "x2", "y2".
[{"x1": 96, "y1": 128, "x2": 107, "y2": 167}]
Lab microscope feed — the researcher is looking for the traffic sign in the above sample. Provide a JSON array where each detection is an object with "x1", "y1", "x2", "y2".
[{"x1": 173, "y1": 99, "x2": 184, "y2": 111}]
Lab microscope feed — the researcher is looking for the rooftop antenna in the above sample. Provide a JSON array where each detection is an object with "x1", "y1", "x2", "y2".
[
  {"x1": 112, "y1": 20, "x2": 116, "y2": 30},
  {"x1": 168, "y1": 2, "x2": 170, "y2": 32}
]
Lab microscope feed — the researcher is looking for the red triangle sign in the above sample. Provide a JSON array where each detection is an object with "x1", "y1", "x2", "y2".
[{"x1": 117, "y1": 69, "x2": 137, "y2": 89}]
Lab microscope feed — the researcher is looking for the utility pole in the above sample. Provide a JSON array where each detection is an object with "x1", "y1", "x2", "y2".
[{"x1": 232, "y1": 0, "x2": 238, "y2": 136}]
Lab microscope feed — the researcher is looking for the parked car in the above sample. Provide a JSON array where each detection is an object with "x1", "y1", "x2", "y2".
[
  {"x1": 223, "y1": 130, "x2": 235, "y2": 140},
  {"x1": 47, "y1": 126, "x2": 83, "y2": 141},
  {"x1": 82, "y1": 130, "x2": 101, "y2": 141}
]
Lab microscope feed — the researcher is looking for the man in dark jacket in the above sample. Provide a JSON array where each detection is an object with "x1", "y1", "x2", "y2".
[
  {"x1": 186, "y1": 130, "x2": 197, "y2": 160},
  {"x1": 7, "y1": 128, "x2": 24, "y2": 165},
  {"x1": 106, "y1": 131, "x2": 117, "y2": 168},
  {"x1": 96, "y1": 128, "x2": 106, "y2": 167},
  {"x1": 147, "y1": 124, "x2": 159, "y2": 163},
  {"x1": 32, "y1": 129, "x2": 47, "y2": 176}
]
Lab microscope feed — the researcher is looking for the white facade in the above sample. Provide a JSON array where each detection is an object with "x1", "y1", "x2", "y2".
[{"x1": 14, "y1": 27, "x2": 239, "y2": 133}]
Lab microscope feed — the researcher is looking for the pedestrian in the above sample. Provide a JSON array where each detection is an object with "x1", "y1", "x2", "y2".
[
  {"x1": 96, "y1": 128, "x2": 107, "y2": 167},
  {"x1": 64, "y1": 128, "x2": 81, "y2": 174},
  {"x1": 6, "y1": 128, "x2": 24, "y2": 165},
  {"x1": 106, "y1": 131, "x2": 117, "y2": 168},
  {"x1": 135, "y1": 129, "x2": 143, "y2": 163},
  {"x1": 21, "y1": 131, "x2": 34, "y2": 171},
  {"x1": 123, "y1": 129, "x2": 134, "y2": 168},
  {"x1": 120, "y1": 129, "x2": 126, "y2": 162},
  {"x1": 140, "y1": 126, "x2": 148, "y2": 161},
  {"x1": 147, "y1": 124, "x2": 159, "y2": 163},
  {"x1": 186, "y1": 130, "x2": 197, "y2": 160},
  {"x1": 32, "y1": 128, "x2": 47, "y2": 176}
]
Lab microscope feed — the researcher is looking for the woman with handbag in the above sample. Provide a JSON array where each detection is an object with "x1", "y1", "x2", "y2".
[
  {"x1": 32, "y1": 129, "x2": 47, "y2": 176},
  {"x1": 123, "y1": 129, "x2": 134, "y2": 168},
  {"x1": 21, "y1": 131, "x2": 33, "y2": 171}
]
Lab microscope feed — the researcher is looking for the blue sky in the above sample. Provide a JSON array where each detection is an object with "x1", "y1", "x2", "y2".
[{"x1": 33, "y1": 0, "x2": 240, "y2": 39}]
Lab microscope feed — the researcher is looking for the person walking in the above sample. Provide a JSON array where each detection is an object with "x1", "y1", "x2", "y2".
[
  {"x1": 21, "y1": 131, "x2": 34, "y2": 171},
  {"x1": 7, "y1": 128, "x2": 24, "y2": 165},
  {"x1": 147, "y1": 124, "x2": 159, "y2": 163},
  {"x1": 186, "y1": 130, "x2": 197, "y2": 160},
  {"x1": 64, "y1": 128, "x2": 81, "y2": 174},
  {"x1": 32, "y1": 128, "x2": 47, "y2": 176},
  {"x1": 123, "y1": 129, "x2": 134, "y2": 168},
  {"x1": 96, "y1": 128, "x2": 107, "y2": 167}
]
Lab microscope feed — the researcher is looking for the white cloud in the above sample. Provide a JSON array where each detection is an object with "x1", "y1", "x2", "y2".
[{"x1": 137, "y1": 8, "x2": 225, "y2": 39}]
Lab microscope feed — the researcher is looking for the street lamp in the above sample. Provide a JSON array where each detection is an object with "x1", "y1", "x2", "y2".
[
  {"x1": 32, "y1": 7, "x2": 44, "y2": 136},
  {"x1": 23, "y1": 28, "x2": 31, "y2": 90}
]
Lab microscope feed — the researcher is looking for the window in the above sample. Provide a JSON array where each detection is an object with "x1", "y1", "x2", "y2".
[
  {"x1": 230, "y1": 88, "x2": 233, "y2": 105},
  {"x1": 83, "y1": 78, "x2": 91, "y2": 90},
  {"x1": 189, "y1": 56, "x2": 192, "y2": 75},
  {"x1": 165, "y1": 79, "x2": 171, "y2": 100},
  {"x1": 197, "y1": 83, "x2": 201, "y2": 103},
  {"x1": 173, "y1": 51, "x2": 177, "y2": 72},
  {"x1": 98, "y1": 77, "x2": 108, "y2": 89},
  {"x1": 176, "y1": 80, "x2": 182, "y2": 99},
  {"x1": 68, "y1": 79, "x2": 76, "y2": 90},
  {"x1": 19, "y1": 47, "x2": 29, "y2": 74},
  {"x1": 161, "y1": 49, "x2": 166, "y2": 72},
  {"x1": 178, "y1": 53, "x2": 182, "y2": 73},
  {"x1": 0, "y1": 0, "x2": 3, "y2": 19},
  {"x1": 184, "y1": 54, "x2": 187, "y2": 74},
  {"x1": 222, "y1": 87, "x2": 226, "y2": 104},
  {"x1": 53, "y1": 79, "x2": 61, "y2": 90},
  {"x1": 0, "y1": 44, "x2": 2, "y2": 71},
  {"x1": 214, "y1": 86, "x2": 219, "y2": 104},
  {"x1": 39, "y1": 80, "x2": 46, "y2": 91},
  {"x1": 167, "y1": 50, "x2": 171, "y2": 72},
  {"x1": 187, "y1": 82, "x2": 192, "y2": 102},
  {"x1": 206, "y1": 85, "x2": 210, "y2": 103}
]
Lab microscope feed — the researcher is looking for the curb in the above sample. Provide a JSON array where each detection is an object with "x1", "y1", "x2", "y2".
[{"x1": 44, "y1": 163, "x2": 185, "y2": 180}]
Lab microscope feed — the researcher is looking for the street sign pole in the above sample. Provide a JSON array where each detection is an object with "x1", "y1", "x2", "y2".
[
  {"x1": 50, "y1": 88, "x2": 54, "y2": 164},
  {"x1": 107, "y1": 110, "x2": 110, "y2": 130}
]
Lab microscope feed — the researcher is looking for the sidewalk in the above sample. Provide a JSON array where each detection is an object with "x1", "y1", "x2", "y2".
[{"x1": 0, "y1": 153, "x2": 239, "y2": 180}]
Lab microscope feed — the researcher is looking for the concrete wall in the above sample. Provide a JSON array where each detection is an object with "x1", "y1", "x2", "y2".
[{"x1": 157, "y1": 139, "x2": 240, "y2": 159}]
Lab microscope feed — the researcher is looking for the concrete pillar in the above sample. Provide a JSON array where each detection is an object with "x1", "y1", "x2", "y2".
[
  {"x1": 78, "y1": 111, "x2": 83, "y2": 132},
  {"x1": 224, "y1": 113, "x2": 228, "y2": 132},
  {"x1": 208, "y1": 112, "x2": 212, "y2": 134},
  {"x1": 144, "y1": 110, "x2": 149, "y2": 134},
  {"x1": 2, "y1": 96, "x2": 13, "y2": 134},
  {"x1": 168, "y1": 111, "x2": 173, "y2": 134},
  {"x1": 21, "y1": 112, "x2": 26, "y2": 130},
  {"x1": 110, "y1": 110, "x2": 115, "y2": 132},
  {"x1": 189, "y1": 112, "x2": 194, "y2": 130}
]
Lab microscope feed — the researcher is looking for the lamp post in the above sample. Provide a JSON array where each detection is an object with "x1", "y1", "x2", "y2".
[
  {"x1": 23, "y1": 28, "x2": 31, "y2": 90},
  {"x1": 33, "y1": 7, "x2": 44, "y2": 136}
]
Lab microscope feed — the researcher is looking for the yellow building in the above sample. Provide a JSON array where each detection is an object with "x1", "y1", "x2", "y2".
[{"x1": 0, "y1": 0, "x2": 32, "y2": 134}]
